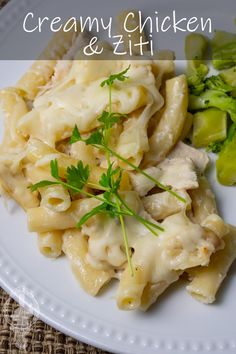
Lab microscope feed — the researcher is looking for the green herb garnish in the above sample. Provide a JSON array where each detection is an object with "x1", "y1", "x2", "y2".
[
  {"x1": 69, "y1": 66, "x2": 185, "y2": 273},
  {"x1": 100, "y1": 66, "x2": 130, "y2": 87},
  {"x1": 31, "y1": 159, "x2": 114, "y2": 206},
  {"x1": 31, "y1": 66, "x2": 183, "y2": 276},
  {"x1": 207, "y1": 141, "x2": 223, "y2": 153}
]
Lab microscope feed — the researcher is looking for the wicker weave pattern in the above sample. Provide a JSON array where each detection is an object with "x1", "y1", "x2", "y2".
[
  {"x1": 0, "y1": 285, "x2": 109, "y2": 353},
  {"x1": 0, "y1": 0, "x2": 7, "y2": 7},
  {"x1": 0, "y1": 1, "x2": 109, "y2": 353},
  {"x1": 0, "y1": 292, "x2": 105, "y2": 353}
]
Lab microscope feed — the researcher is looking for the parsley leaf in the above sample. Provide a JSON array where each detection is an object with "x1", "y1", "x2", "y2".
[
  {"x1": 30, "y1": 180, "x2": 59, "y2": 192},
  {"x1": 97, "y1": 111, "x2": 110, "y2": 125},
  {"x1": 102, "y1": 203, "x2": 118, "y2": 218},
  {"x1": 69, "y1": 125, "x2": 82, "y2": 144},
  {"x1": 84, "y1": 129, "x2": 103, "y2": 146},
  {"x1": 100, "y1": 66, "x2": 131, "y2": 87},
  {"x1": 76, "y1": 201, "x2": 128, "y2": 228},
  {"x1": 98, "y1": 111, "x2": 127, "y2": 130},
  {"x1": 99, "y1": 163, "x2": 122, "y2": 193},
  {"x1": 30, "y1": 159, "x2": 61, "y2": 192},
  {"x1": 50, "y1": 159, "x2": 61, "y2": 180},
  {"x1": 70, "y1": 126, "x2": 104, "y2": 147},
  {"x1": 66, "y1": 161, "x2": 90, "y2": 192},
  {"x1": 77, "y1": 203, "x2": 107, "y2": 228}
]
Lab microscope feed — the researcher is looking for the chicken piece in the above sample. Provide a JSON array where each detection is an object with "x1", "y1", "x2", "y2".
[
  {"x1": 168, "y1": 141, "x2": 209, "y2": 173},
  {"x1": 129, "y1": 166, "x2": 161, "y2": 197},
  {"x1": 142, "y1": 190, "x2": 191, "y2": 220},
  {"x1": 158, "y1": 158, "x2": 199, "y2": 189},
  {"x1": 130, "y1": 158, "x2": 198, "y2": 197},
  {"x1": 189, "y1": 176, "x2": 218, "y2": 224}
]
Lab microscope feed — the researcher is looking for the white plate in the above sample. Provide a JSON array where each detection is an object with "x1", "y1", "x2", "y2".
[{"x1": 1, "y1": 1, "x2": 236, "y2": 353}]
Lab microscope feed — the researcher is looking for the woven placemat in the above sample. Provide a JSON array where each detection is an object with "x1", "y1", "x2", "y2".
[
  {"x1": 0, "y1": 0, "x2": 109, "y2": 353},
  {"x1": 0, "y1": 290, "x2": 109, "y2": 354},
  {"x1": 0, "y1": 0, "x2": 8, "y2": 8}
]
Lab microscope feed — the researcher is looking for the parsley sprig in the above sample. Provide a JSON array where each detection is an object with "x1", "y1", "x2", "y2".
[
  {"x1": 31, "y1": 159, "x2": 135, "y2": 220},
  {"x1": 31, "y1": 159, "x2": 115, "y2": 208},
  {"x1": 31, "y1": 159, "x2": 162, "y2": 233},
  {"x1": 70, "y1": 126, "x2": 185, "y2": 202},
  {"x1": 70, "y1": 66, "x2": 169, "y2": 275},
  {"x1": 100, "y1": 66, "x2": 130, "y2": 87},
  {"x1": 70, "y1": 66, "x2": 185, "y2": 203},
  {"x1": 31, "y1": 66, "x2": 183, "y2": 276}
]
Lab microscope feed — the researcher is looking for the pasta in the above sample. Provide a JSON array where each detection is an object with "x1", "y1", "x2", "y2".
[
  {"x1": 187, "y1": 226, "x2": 236, "y2": 304},
  {"x1": 17, "y1": 26, "x2": 80, "y2": 100},
  {"x1": 143, "y1": 74, "x2": 188, "y2": 166},
  {"x1": 40, "y1": 185, "x2": 71, "y2": 212},
  {"x1": 0, "y1": 25, "x2": 235, "y2": 312},
  {"x1": 117, "y1": 265, "x2": 150, "y2": 310},
  {"x1": 27, "y1": 198, "x2": 98, "y2": 233},
  {"x1": 38, "y1": 231, "x2": 63, "y2": 258},
  {"x1": 26, "y1": 138, "x2": 129, "y2": 191},
  {"x1": 62, "y1": 229, "x2": 114, "y2": 296},
  {"x1": 0, "y1": 88, "x2": 28, "y2": 149}
]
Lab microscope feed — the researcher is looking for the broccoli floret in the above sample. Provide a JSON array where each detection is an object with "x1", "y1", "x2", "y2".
[
  {"x1": 213, "y1": 43, "x2": 236, "y2": 70},
  {"x1": 206, "y1": 123, "x2": 236, "y2": 153},
  {"x1": 205, "y1": 75, "x2": 235, "y2": 93},
  {"x1": 188, "y1": 64, "x2": 209, "y2": 95},
  {"x1": 189, "y1": 90, "x2": 236, "y2": 122},
  {"x1": 220, "y1": 66, "x2": 236, "y2": 97},
  {"x1": 211, "y1": 30, "x2": 236, "y2": 70},
  {"x1": 207, "y1": 141, "x2": 223, "y2": 153},
  {"x1": 220, "y1": 66, "x2": 236, "y2": 85},
  {"x1": 192, "y1": 108, "x2": 227, "y2": 148},
  {"x1": 185, "y1": 34, "x2": 209, "y2": 95},
  {"x1": 216, "y1": 124, "x2": 236, "y2": 185},
  {"x1": 227, "y1": 122, "x2": 236, "y2": 140}
]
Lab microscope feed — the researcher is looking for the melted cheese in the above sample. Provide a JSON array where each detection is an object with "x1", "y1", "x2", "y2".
[
  {"x1": 17, "y1": 60, "x2": 163, "y2": 147},
  {"x1": 80, "y1": 192, "x2": 218, "y2": 283},
  {"x1": 0, "y1": 48, "x2": 229, "y2": 310}
]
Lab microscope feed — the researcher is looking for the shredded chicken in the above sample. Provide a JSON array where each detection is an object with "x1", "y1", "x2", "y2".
[
  {"x1": 142, "y1": 190, "x2": 191, "y2": 220},
  {"x1": 168, "y1": 141, "x2": 209, "y2": 173},
  {"x1": 130, "y1": 157, "x2": 198, "y2": 197}
]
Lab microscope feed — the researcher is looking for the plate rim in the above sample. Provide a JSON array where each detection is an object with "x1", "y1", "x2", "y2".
[{"x1": 1, "y1": 242, "x2": 236, "y2": 354}]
